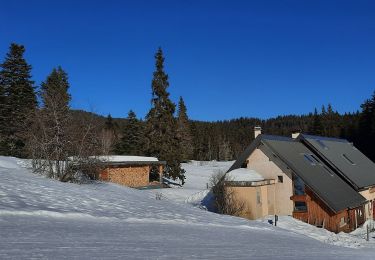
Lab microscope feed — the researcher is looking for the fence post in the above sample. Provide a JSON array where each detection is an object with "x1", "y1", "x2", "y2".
[{"x1": 366, "y1": 224, "x2": 369, "y2": 241}]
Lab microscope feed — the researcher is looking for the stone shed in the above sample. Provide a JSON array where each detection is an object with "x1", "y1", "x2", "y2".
[{"x1": 98, "y1": 156, "x2": 166, "y2": 188}]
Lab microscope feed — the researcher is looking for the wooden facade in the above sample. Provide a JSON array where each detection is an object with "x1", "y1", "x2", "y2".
[
  {"x1": 99, "y1": 163, "x2": 164, "y2": 188},
  {"x1": 291, "y1": 186, "x2": 365, "y2": 233}
]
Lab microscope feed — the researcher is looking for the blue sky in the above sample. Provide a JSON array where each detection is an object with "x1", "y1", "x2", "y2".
[{"x1": 1, "y1": 0, "x2": 375, "y2": 121}]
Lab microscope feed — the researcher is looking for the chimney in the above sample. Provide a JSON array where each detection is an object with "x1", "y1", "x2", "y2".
[
  {"x1": 292, "y1": 131, "x2": 300, "y2": 139},
  {"x1": 254, "y1": 126, "x2": 262, "y2": 139}
]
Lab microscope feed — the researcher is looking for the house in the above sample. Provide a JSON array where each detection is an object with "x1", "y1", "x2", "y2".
[
  {"x1": 298, "y1": 134, "x2": 375, "y2": 221},
  {"x1": 226, "y1": 127, "x2": 375, "y2": 233},
  {"x1": 98, "y1": 156, "x2": 166, "y2": 188}
]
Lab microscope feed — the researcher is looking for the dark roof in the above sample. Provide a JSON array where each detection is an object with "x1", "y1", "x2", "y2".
[
  {"x1": 227, "y1": 134, "x2": 295, "y2": 173},
  {"x1": 229, "y1": 134, "x2": 366, "y2": 213},
  {"x1": 262, "y1": 137, "x2": 366, "y2": 213},
  {"x1": 300, "y1": 134, "x2": 375, "y2": 190}
]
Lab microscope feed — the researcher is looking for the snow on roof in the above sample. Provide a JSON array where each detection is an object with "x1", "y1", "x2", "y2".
[
  {"x1": 226, "y1": 168, "x2": 264, "y2": 182},
  {"x1": 97, "y1": 155, "x2": 159, "y2": 162}
]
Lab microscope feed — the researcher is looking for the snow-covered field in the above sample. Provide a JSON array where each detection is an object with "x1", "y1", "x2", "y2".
[{"x1": 0, "y1": 157, "x2": 374, "y2": 259}]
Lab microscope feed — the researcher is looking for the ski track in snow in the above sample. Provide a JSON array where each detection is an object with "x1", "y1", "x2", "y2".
[{"x1": 0, "y1": 156, "x2": 374, "y2": 259}]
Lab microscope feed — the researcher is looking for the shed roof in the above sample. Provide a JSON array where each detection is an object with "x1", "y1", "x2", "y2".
[
  {"x1": 98, "y1": 155, "x2": 159, "y2": 162},
  {"x1": 97, "y1": 155, "x2": 166, "y2": 166},
  {"x1": 299, "y1": 134, "x2": 375, "y2": 190}
]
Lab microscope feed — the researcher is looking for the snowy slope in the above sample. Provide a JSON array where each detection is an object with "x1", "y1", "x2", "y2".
[
  {"x1": 0, "y1": 157, "x2": 374, "y2": 259},
  {"x1": 152, "y1": 160, "x2": 232, "y2": 204}
]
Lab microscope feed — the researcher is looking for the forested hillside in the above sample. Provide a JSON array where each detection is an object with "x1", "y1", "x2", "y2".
[
  {"x1": 104, "y1": 106, "x2": 362, "y2": 162},
  {"x1": 1, "y1": 43, "x2": 374, "y2": 166}
]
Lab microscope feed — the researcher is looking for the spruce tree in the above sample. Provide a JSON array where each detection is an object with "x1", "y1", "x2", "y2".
[
  {"x1": 176, "y1": 96, "x2": 193, "y2": 161},
  {"x1": 0, "y1": 78, "x2": 5, "y2": 143},
  {"x1": 146, "y1": 48, "x2": 185, "y2": 184},
  {"x1": 0, "y1": 43, "x2": 36, "y2": 157},
  {"x1": 116, "y1": 110, "x2": 144, "y2": 155},
  {"x1": 358, "y1": 92, "x2": 375, "y2": 159},
  {"x1": 308, "y1": 108, "x2": 324, "y2": 136},
  {"x1": 41, "y1": 66, "x2": 71, "y2": 110}
]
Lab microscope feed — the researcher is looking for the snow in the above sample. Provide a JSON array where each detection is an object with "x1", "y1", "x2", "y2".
[
  {"x1": 226, "y1": 168, "x2": 264, "y2": 182},
  {"x1": 0, "y1": 156, "x2": 375, "y2": 259},
  {"x1": 257, "y1": 216, "x2": 375, "y2": 249},
  {"x1": 154, "y1": 160, "x2": 232, "y2": 204},
  {"x1": 97, "y1": 155, "x2": 159, "y2": 162}
]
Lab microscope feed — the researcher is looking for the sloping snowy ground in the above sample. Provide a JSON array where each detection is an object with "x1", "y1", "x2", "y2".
[
  {"x1": 151, "y1": 160, "x2": 232, "y2": 205},
  {"x1": 0, "y1": 157, "x2": 374, "y2": 259}
]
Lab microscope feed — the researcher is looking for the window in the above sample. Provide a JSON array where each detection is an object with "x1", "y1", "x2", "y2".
[
  {"x1": 278, "y1": 175, "x2": 283, "y2": 183},
  {"x1": 294, "y1": 201, "x2": 307, "y2": 212},
  {"x1": 342, "y1": 154, "x2": 356, "y2": 165},
  {"x1": 303, "y1": 154, "x2": 319, "y2": 166},
  {"x1": 293, "y1": 175, "x2": 305, "y2": 195}
]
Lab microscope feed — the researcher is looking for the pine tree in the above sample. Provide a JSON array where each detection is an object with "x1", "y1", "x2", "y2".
[
  {"x1": 308, "y1": 108, "x2": 324, "y2": 136},
  {"x1": 0, "y1": 77, "x2": 5, "y2": 143},
  {"x1": 358, "y1": 92, "x2": 375, "y2": 159},
  {"x1": 116, "y1": 110, "x2": 144, "y2": 155},
  {"x1": 145, "y1": 48, "x2": 185, "y2": 184},
  {"x1": 41, "y1": 66, "x2": 71, "y2": 110},
  {"x1": 0, "y1": 43, "x2": 36, "y2": 157},
  {"x1": 176, "y1": 96, "x2": 193, "y2": 161}
]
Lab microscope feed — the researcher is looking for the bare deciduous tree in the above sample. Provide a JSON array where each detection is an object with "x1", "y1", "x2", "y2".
[
  {"x1": 26, "y1": 67, "x2": 104, "y2": 183},
  {"x1": 209, "y1": 170, "x2": 246, "y2": 216}
]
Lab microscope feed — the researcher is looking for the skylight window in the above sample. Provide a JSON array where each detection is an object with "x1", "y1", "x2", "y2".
[
  {"x1": 303, "y1": 154, "x2": 319, "y2": 166},
  {"x1": 342, "y1": 154, "x2": 356, "y2": 165}
]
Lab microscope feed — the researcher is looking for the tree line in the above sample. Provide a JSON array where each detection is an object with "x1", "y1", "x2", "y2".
[
  {"x1": 107, "y1": 103, "x2": 365, "y2": 163},
  {"x1": 1, "y1": 43, "x2": 375, "y2": 184}
]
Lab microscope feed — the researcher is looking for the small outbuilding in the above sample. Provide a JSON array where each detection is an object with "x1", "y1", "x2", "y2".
[{"x1": 98, "y1": 156, "x2": 166, "y2": 188}]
